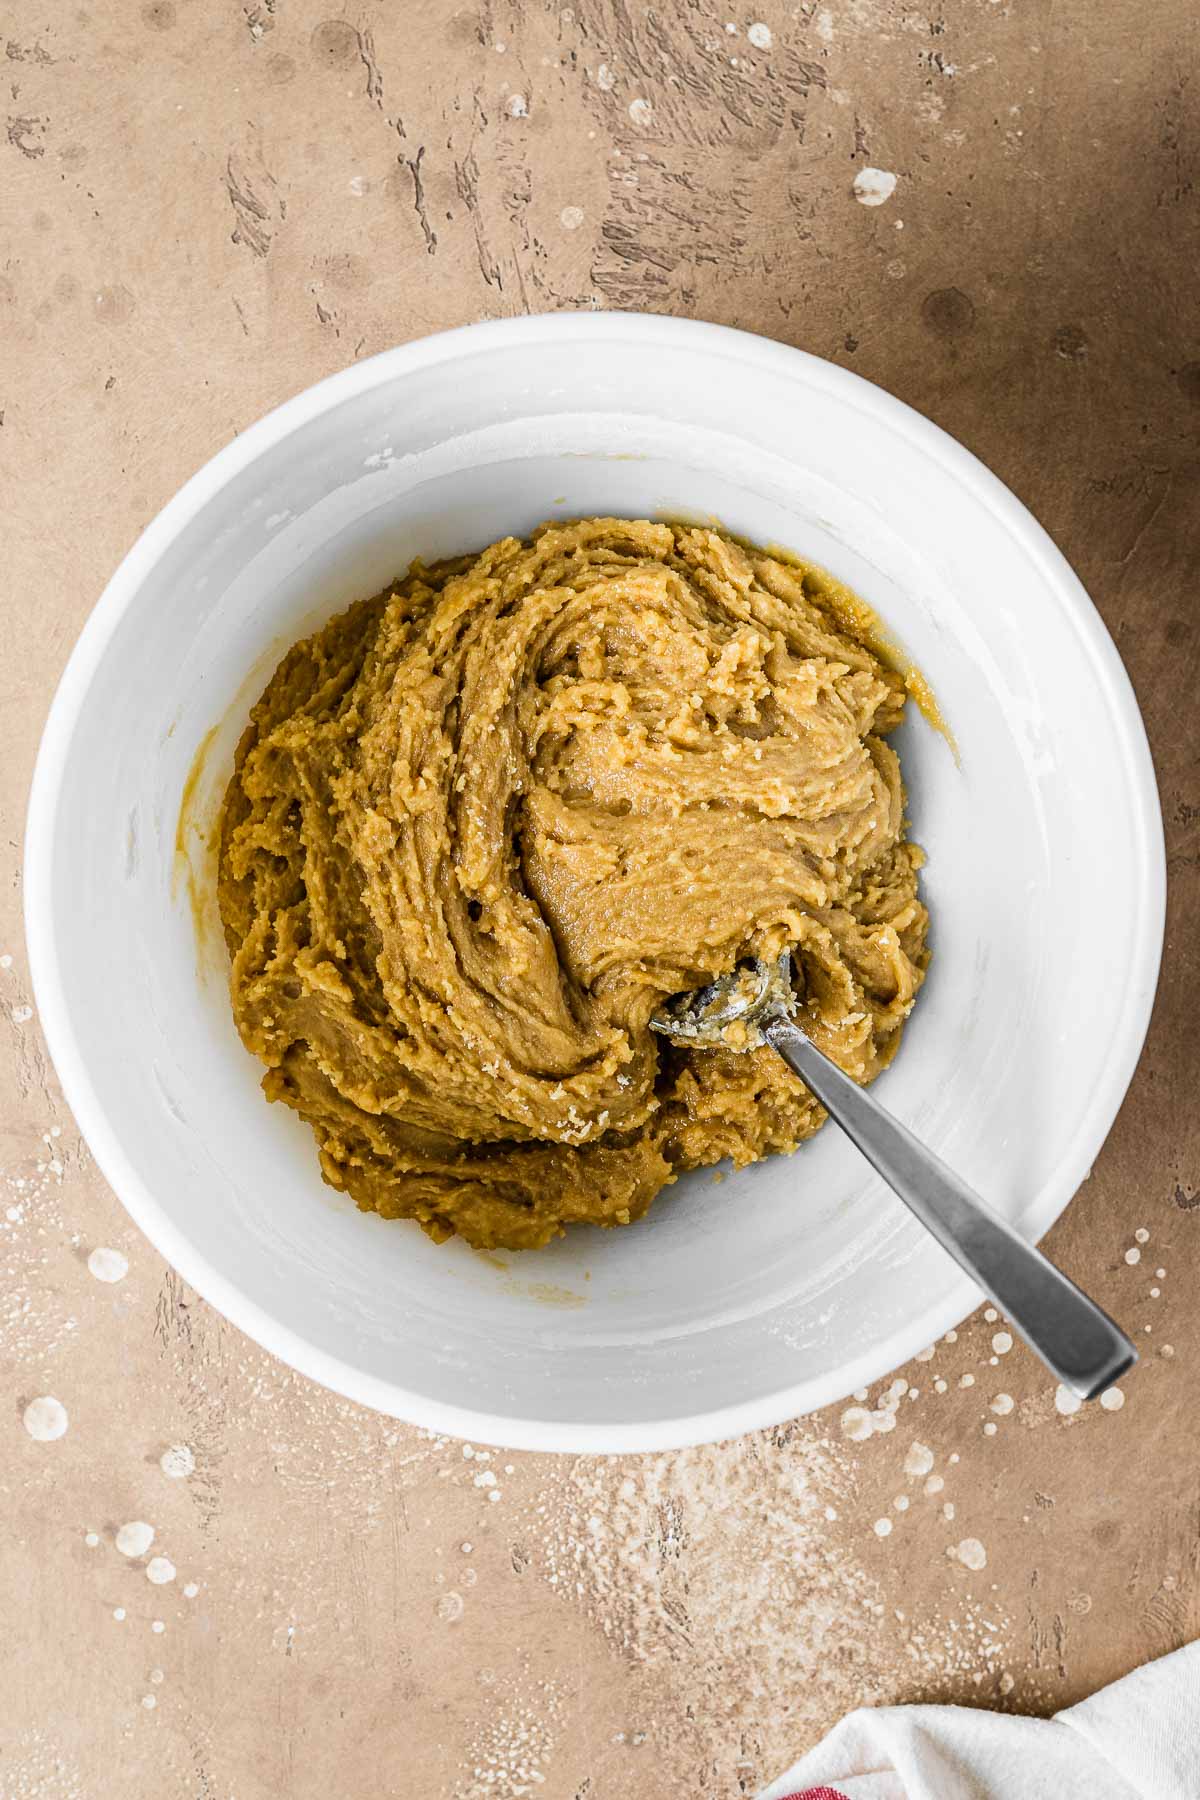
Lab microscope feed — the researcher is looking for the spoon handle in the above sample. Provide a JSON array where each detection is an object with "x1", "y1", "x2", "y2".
[{"x1": 763, "y1": 1016, "x2": 1137, "y2": 1399}]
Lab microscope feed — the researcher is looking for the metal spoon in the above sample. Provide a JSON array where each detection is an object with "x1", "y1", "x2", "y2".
[{"x1": 651, "y1": 953, "x2": 1136, "y2": 1400}]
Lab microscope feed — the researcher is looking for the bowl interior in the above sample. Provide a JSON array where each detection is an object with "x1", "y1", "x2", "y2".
[{"x1": 29, "y1": 321, "x2": 1162, "y2": 1449}]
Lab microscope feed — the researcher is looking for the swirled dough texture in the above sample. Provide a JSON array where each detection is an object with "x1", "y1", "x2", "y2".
[{"x1": 218, "y1": 520, "x2": 928, "y2": 1250}]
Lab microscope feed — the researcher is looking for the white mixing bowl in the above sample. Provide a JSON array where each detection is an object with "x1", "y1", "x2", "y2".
[{"x1": 25, "y1": 315, "x2": 1164, "y2": 1452}]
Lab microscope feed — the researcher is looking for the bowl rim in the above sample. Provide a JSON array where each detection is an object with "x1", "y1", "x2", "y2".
[{"x1": 24, "y1": 311, "x2": 1167, "y2": 1452}]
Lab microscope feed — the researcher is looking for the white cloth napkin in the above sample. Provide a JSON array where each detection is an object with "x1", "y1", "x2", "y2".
[{"x1": 760, "y1": 1640, "x2": 1200, "y2": 1800}]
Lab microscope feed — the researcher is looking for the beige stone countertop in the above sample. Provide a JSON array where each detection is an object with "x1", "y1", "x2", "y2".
[{"x1": 2, "y1": 0, "x2": 1198, "y2": 1793}]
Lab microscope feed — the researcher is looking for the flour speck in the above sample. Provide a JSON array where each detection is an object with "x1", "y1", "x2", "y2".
[
  {"x1": 87, "y1": 1246, "x2": 128, "y2": 1284},
  {"x1": 747, "y1": 21, "x2": 773, "y2": 48},
  {"x1": 560, "y1": 205, "x2": 585, "y2": 230},
  {"x1": 840, "y1": 1406, "x2": 873, "y2": 1442},
  {"x1": 990, "y1": 1393, "x2": 1015, "y2": 1416},
  {"x1": 182, "y1": 1582, "x2": 199, "y2": 1599},
  {"x1": 23, "y1": 1395, "x2": 68, "y2": 1441},
  {"x1": 84, "y1": 1531, "x2": 99, "y2": 1548},
  {"x1": 951, "y1": 1537, "x2": 988, "y2": 1571},
  {"x1": 159, "y1": 1443, "x2": 195, "y2": 1480},
  {"x1": 145, "y1": 1556, "x2": 176, "y2": 1585},
  {"x1": 1100, "y1": 1386, "x2": 1125, "y2": 1412},
  {"x1": 853, "y1": 167, "x2": 898, "y2": 207},
  {"x1": 1125, "y1": 1246, "x2": 1141, "y2": 1265},
  {"x1": 628, "y1": 96, "x2": 653, "y2": 125},
  {"x1": 991, "y1": 1331, "x2": 1013, "y2": 1355},
  {"x1": 507, "y1": 93, "x2": 528, "y2": 116},
  {"x1": 873, "y1": 1516, "x2": 893, "y2": 1537},
  {"x1": 113, "y1": 1607, "x2": 126, "y2": 1621},
  {"x1": 1054, "y1": 1384, "x2": 1082, "y2": 1416},
  {"x1": 116, "y1": 1521, "x2": 155, "y2": 1558},
  {"x1": 904, "y1": 1441, "x2": 934, "y2": 1478}
]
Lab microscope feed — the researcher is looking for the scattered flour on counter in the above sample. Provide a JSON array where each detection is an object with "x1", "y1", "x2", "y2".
[
  {"x1": 454, "y1": 1679, "x2": 566, "y2": 1799},
  {"x1": 0, "y1": 1730, "x2": 87, "y2": 1797},
  {"x1": 521, "y1": 1424, "x2": 1016, "y2": 1789}
]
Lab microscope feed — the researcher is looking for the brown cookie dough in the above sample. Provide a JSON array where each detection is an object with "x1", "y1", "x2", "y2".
[{"x1": 217, "y1": 519, "x2": 928, "y2": 1250}]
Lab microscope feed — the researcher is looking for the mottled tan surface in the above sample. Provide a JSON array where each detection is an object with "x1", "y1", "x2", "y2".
[{"x1": 2, "y1": 0, "x2": 1198, "y2": 1794}]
